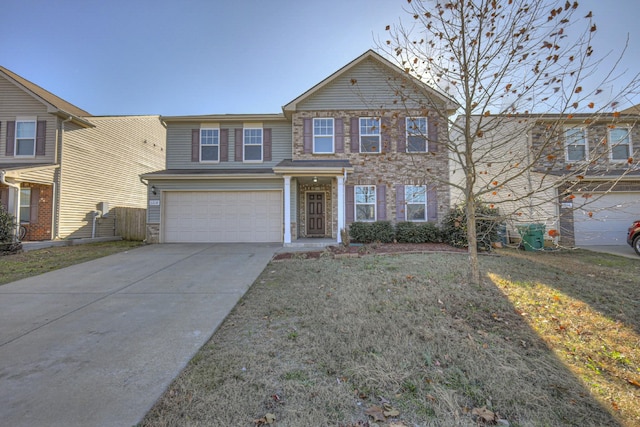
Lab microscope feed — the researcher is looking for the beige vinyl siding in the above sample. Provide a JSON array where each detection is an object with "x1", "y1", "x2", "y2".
[
  {"x1": 57, "y1": 116, "x2": 166, "y2": 239},
  {"x1": 0, "y1": 75, "x2": 57, "y2": 164},
  {"x1": 166, "y1": 121, "x2": 292, "y2": 169},
  {"x1": 146, "y1": 178, "x2": 283, "y2": 224},
  {"x1": 14, "y1": 166, "x2": 58, "y2": 184},
  {"x1": 297, "y1": 58, "x2": 429, "y2": 111}
]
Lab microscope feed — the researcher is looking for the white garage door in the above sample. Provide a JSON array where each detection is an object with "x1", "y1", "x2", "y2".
[
  {"x1": 573, "y1": 192, "x2": 640, "y2": 246},
  {"x1": 163, "y1": 191, "x2": 282, "y2": 243}
]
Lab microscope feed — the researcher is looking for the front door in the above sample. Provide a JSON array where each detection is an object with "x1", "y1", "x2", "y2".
[{"x1": 306, "y1": 192, "x2": 325, "y2": 236}]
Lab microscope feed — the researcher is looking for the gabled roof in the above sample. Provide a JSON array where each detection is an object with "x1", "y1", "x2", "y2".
[
  {"x1": 282, "y1": 49, "x2": 459, "y2": 116},
  {"x1": 0, "y1": 65, "x2": 92, "y2": 120}
]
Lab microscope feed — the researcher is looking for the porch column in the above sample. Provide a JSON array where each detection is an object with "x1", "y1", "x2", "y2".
[
  {"x1": 283, "y1": 176, "x2": 291, "y2": 244},
  {"x1": 337, "y1": 175, "x2": 345, "y2": 244}
]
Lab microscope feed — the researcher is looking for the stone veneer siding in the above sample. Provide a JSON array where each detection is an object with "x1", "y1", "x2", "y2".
[
  {"x1": 292, "y1": 110, "x2": 451, "y2": 224},
  {"x1": 146, "y1": 223, "x2": 160, "y2": 244},
  {"x1": 297, "y1": 182, "x2": 334, "y2": 238}
]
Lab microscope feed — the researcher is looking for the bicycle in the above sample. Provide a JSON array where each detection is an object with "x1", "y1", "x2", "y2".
[{"x1": 18, "y1": 225, "x2": 27, "y2": 241}]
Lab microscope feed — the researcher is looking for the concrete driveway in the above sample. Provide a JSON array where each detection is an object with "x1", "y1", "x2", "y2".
[{"x1": 0, "y1": 243, "x2": 279, "y2": 427}]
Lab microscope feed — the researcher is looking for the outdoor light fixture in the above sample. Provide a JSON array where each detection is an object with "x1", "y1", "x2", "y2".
[
  {"x1": 313, "y1": 176, "x2": 318, "y2": 183},
  {"x1": 151, "y1": 185, "x2": 157, "y2": 195}
]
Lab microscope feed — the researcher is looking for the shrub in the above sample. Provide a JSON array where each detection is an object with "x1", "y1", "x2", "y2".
[
  {"x1": 0, "y1": 204, "x2": 16, "y2": 243},
  {"x1": 441, "y1": 203, "x2": 500, "y2": 250},
  {"x1": 416, "y1": 222, "x2": 442, "y2": 243},
  {"x1": 396, "y1": 221, "x2": 441, "y2": 243},
  {"x1": 371, "y1": 221, "x2": 395, "y2": 243},
  {"x1": 348, "y1": 222, "x2": 373, "y2": 243},
  {"x1": 349, "y1": 221, "x2": 395, "y2": 243}
]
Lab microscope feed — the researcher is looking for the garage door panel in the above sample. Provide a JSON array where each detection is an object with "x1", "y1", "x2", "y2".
[
  {"x1": 573, "y1": 193, "x2": 640, "y2": 245},
  {"x1": 163, "y1": 191, "x2": 282, "y2": 243}
]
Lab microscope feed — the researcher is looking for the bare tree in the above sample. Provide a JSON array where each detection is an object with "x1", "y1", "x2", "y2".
[{"x1": 378, "y1": 0, "x2": 640, "y2": 284}]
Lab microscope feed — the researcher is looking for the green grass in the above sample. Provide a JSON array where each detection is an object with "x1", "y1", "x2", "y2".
[
  {"x1": 140, "y1": 248, "x2": 639, "y2": 427},
  {"x1": 0, "y1": 240, "x2": 143, "y2": 285}
]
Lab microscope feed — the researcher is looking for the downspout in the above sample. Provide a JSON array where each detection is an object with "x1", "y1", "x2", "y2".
[
  {"x1": 1, "y1": 170, "x2": 21, "y2": 242},
  {"x1": 54, "y1": 116, "x2": 73, "y2": 239}
]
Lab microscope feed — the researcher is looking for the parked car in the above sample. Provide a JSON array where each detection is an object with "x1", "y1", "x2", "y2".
[{"x1": 627, "y1": 220, "x2": 640, "y2": 256}]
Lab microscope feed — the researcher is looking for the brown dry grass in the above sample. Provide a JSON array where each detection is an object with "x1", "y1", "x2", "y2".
[{"x1": 140, "y1": 249, "x2": 639, "y2": 427}]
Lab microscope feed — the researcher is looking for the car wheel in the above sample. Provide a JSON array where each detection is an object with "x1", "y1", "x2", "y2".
[{"x1": 634, "y1": 235, "x2": 640, "y2": 256}]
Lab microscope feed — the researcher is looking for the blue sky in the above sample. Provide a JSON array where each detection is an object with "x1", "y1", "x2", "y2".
[{"x1": 1, "y1": 0, "x2": 638, "y2": 116}]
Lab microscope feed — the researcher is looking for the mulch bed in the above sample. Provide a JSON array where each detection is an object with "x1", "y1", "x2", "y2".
[{"x1": 272, "y1": 242, "x2": 467, "y2": 261}]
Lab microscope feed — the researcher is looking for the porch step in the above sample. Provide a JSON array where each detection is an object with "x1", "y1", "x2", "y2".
[{"x1": 284, "y1": 239, "x2": 335, "y2": 248}]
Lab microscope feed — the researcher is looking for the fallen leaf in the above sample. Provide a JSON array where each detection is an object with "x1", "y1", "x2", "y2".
[
  {"x1": 383, "y1": 403, "x2": 400, "y2": 417},
  {"x1": 365, "y1": 405, "x2": 386, "y2": 422},
  {"x1": 627, "y1": 378, "x2": 640, "y2": 388},
  {"x1": 472, "y1": 406, "x2": 497, "y2": 423}
]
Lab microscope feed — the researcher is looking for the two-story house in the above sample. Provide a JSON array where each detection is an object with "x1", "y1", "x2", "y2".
[
  {"x1": 142, "y1": 50, "x2": 456, "y2": 244},
  {"x1": 0, "y1": 66, "x2": 166, "y2": 241},
  {"x1": 450, "y1": 113, "x2": 640, "y2": 247}
]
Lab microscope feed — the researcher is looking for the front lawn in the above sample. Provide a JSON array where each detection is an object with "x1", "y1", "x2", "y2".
[
  {"x1": 0, "y1": 240, "x2": 143, "y2": 285},
  {"x1": 141, "y1": 248, "x2": 640, "y2": 427}
]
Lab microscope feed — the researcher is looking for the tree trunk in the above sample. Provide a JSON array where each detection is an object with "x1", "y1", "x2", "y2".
[{"x1": 465, "y1": 196, "x2": 481, "y2": 285}]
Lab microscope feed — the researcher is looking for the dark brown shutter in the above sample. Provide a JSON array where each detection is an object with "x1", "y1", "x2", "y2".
[
  {"x1": 428, "y1": 117, "x2": 439, "y2": 152},
  {"x1": 350, "y1": 117, "x2": 359, "y2": 153},
  {"x1": 235, "y1": 129, "x2": 243, "y2": 161},
  {"x1": 35, "y1": 121, "x2": 46, "y2": 155},
  {"x1": 427, "y1": 184, "x2": 438, "y2": 221},
  {"x1": 381, "y1": 117, "x2": 391, "y2": 153},
  {"x1": 263, "y1": 128, "x2": 272, "y2": 161},
  {"x1": 0, "y1": 187, "x2": 8, "y2": 210},
  {"x1": 303, "y1": 118, "x2": 312, "y2": 154},
  {"x1": 6, "y1": 121, "x2": 15, "y2": 156},
  {"x1": 397, "y1": 117, "x2": 406, "y2": 153},
  {"x1": 346, "y1": 185, "x2": 354, "y2": 224},
  {"x1": 395, "y1": 185, "x2": 405, "y2": 221},
  {"x1": 30, "y1": 187, "x2": 40, "y2": 224},
  {"x1": 376, "y1": 184, "x2": 386, "y2": 220},
  {"x1": 220, "y1": 129, "x2": 229, "y2": 162},
  {"x1": 191, "y1": 129, "x2": 199, "y2": 162},
  {"x1": 335, "y1": 118, "x2": 344, "y2": 153}
]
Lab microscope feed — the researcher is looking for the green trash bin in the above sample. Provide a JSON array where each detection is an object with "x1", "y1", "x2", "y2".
[{"x1": 516, "y1": 224, "x2": 545, "y2": 251}]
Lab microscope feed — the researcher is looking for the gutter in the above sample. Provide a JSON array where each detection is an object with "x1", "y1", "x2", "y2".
[{"x1": 0, "y1": 170, "x2": 21, "y2": 242}]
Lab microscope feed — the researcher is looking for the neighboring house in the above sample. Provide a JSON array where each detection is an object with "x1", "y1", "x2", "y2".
[
  {"x1": 0, "y1": 66, "x2": 166, "y2": 241},
  {"x1": 142, "y1": 50, "x2": 457, "y2": 244},
  {"x1": 450, "y1": 113, "x2": 640, "y2": 247}
]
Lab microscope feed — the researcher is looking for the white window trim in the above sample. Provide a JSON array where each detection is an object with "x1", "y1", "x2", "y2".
[
  {"x1": 20, "y1": 187, "x2": 31, "y2": 223},
  {"x1": 312, "y1": 118, "x2": 335, "y2": 154},
  {"x1": 15, "y1": 117, "x2": 37, "y2": 158},
  {"x1": 608, "y1": 127, "x2": 632, "y2": 162},
  {"x1": 564, "y1": 127, "x2": 588, "y2": 163},
  {"x1": 405, "y1": 185, "x2": 428, "y2": 222},
  {"x1": 359, "y1": 117, "x2": 381, "y2": 154},
  {"x1": 243, "y1": 127, "x2": 263, "y2": 163},
  {"x1": 354, "y1": 185, "x2": 376, "y2": 222},
  {"x1": 199, "y1": 128, "x2": 220, "y2": 163},
  {"x1": 406, "y1": 117, "x2": 428, "y2": 153}
]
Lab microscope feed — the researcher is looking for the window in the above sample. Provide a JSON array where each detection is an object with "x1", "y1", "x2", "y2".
[
  {"x1": 16, "y1": 120, "x2": 36, "y2": 157},
  {"x1": 564, "y1": 127, "x2": 587, "y2": 162},
  {"x1": 359, "y1": 118, "x2": 380, "y2": 153},
  {"x1": 609, "y1": 127, "x2": 631, "y2": 161},
  {"x1": 355, "y1": 185, "x2": 376, "y2": 221},
  {"x1": 405, "y1": 185, "x2": 427, "y2": 221},
  {"x1": 200, "y1": 128, "x2": 219, "y2": 162},
  {"x1": 20, "y1": 188, "x2": 30, "y2": 223},
  {"x1": 406, "y1": 117, "x2": 428, "y2": 152},
  {"x1": 244, "y1": 128, "x2": 263, "y2": 161},
  {"x1": 313, "y1": 118, "x2": 334, "y2": 153}
]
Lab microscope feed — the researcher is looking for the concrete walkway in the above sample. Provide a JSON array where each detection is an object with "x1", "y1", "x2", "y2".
[{"x1": 0, "y1": 243, "x2": 279, "y2": 427}]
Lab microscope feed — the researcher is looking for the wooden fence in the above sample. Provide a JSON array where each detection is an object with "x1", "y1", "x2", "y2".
[{"x1": 114, "y1": 207, "x2": 146, "y2": 241}]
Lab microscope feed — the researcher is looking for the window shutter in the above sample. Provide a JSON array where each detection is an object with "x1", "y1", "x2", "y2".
[
  {"x1": 30, "y1": 187, "x2": 40, "y2": 224},
  {"x1": 428, "y1": 117, "x2": 439, "y2": 152},
  {"x1": 235, "y1": 129, "x2": 243, "y2": 161},
  {"x1": 303, "y1": 118, "x2": 312, "y2": 154},
  {"x1": 191, "y1": 129, "x2": 199, "y2": 162},
  {"x1": 0, "y1": 187, "x2": 8, "y2": 210},
  {"x1": 350, "y1": 117, "x2": 359, "y2": 153},
  {"x1": 395, "y1": 185, "x2": 405, "y2": 221},
  {"x1": 381, "y1": 117, "x2": 391, "y2": 153},
  {"x1": 6, "y1": 121, "x2": 15, "y2": 156},
  {"x1": 263, "y1": 128, "x2": 272, "y2": 161},
  {"x1": 36, "y1": 121, "x2": 46, "y2": 155},
  {"x1": 335, "y1": 118, "x2": 344, "y2": 153},
  {"x1": 220, "y1": 129, "x2": 229, "y2": 162},
  {"x1": 397, "y1": 117, "x2": 406, "y2": 153},
  {"x1": 377, "y1": 184, "x2": 386, "y2": 220},
  {"x1": 346, "y1": 185, "x2": 354, "y2": 224},
  {"x1": 427, "y1": 184, "x2": 438, "y2": 221}
]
